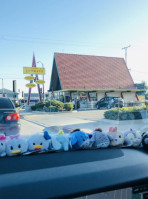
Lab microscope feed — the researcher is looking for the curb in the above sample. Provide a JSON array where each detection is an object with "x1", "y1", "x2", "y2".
[
  {"x1": 100, "y1": 118, "x2": 148, "y2": 125},
  {"x1": 31, "y1": 110, "x2": 78, "y2": 114}
]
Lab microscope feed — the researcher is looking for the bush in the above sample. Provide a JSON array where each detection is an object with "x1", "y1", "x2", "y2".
[
  {"x1": 30, "y1": 100, "x2": 73, "y2": 112},
  {"x1": 51, "y1": 100, "x2": 64, "y2": 110},
  {"x1": 48, "y1": 106, "x2": 58, "y2": 112},
  {"x1": 104, "y1": 106, "x2": 148, "y2": 120},
  {"x1": 15, "y1": 103, "x2": 20, "y2": 108},
  {"x1": 64, "y1": 103, "x2": 73, "y2": 111},
  {"x1": 35, "y1": 102, "x2": 46, "y2": 109},
  {"x1": 31, "y1": 105, "x2": 36, "y2": 111}
]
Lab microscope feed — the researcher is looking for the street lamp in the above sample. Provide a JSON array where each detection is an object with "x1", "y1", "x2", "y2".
[{"x1": 37, "y1": 61, "x2": 45, "y2": 101}]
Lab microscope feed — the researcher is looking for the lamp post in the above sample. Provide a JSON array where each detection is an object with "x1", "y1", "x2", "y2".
[{"x1": 37, "y1": 61, "x2": 45, "y2": 101}]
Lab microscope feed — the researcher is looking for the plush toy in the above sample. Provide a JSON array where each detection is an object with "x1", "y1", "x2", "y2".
[
  {"x1": 142, "y1": 133, "x2": 148, "y2": 150},
  {"x1": 70, "y1": 130, "x2": 90, "y2": 149},
  {"x1": 0, "y1": 134, "x2": 6, "y2": 157},
  {"x1": 6, "y1": 134, "x2": 28, "y2": 156},
  {"x1": 28, "y1": 132, "x2": 51, "y2": 152},
  {"x1": 107, "y1": 127, "x2": 124, "y2": 147},
  {"x1": 124, "y1": 129, "x2": 142, "y2": 147},
  {"x1": 50, "y1": 130, "x2": 71, "y2": 151},
  {"x1": 89, "y1": 128, "x2": 110, "y2": 148}
]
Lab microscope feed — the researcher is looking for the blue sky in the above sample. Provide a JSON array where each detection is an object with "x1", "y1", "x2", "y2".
[{"x1": 0, "y1": 0, "x2": 148, "y2": 93}]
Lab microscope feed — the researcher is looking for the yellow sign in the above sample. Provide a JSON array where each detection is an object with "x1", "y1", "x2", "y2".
[
  {"x1": 26, "y1": 83, "x2": 36, "y2": 88},
  {"x1": 25, "y1": 76, "x2": 35, "y2": 80},
  {"x1": 23, "y1": 67, "x2": 45, "y2": 75},
  {"x1": 36, "y1": 80, "x2": 45, "y2": 84}
]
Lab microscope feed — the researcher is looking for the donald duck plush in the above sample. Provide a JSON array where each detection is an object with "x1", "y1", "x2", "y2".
[
  {"x1": 6, "y1": 134, "x2": 28, "y2": 156},
  {"x1": 28, "y1": 132, "x2": 51, "y2": 152}
]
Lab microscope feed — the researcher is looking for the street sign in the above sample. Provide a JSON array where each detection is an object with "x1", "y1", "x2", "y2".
[
  {"x1": 23, "y1": 67, "x2": 45, "y2": 74},
  {"x1": 26, "y1": 83, "x2": 36, "y2": 88},
  {"x1": 25, "y1": 76, "x2": 35, "y2": 80},
  {"x1": 36, "y1": 80, "x2": 45, "y2": 84}
]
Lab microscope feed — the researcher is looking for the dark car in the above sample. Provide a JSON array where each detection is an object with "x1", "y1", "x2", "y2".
[
  {"x1": 0, "y1": 97, "x2": 20, "y2": 136},
  {"x1": 96, "y1": 97, "x2": 123, "y2": 109}
]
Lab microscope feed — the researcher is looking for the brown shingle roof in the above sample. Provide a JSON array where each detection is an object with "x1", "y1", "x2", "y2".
[{"x1": 54, "y1": 53, "x2": 136, "y2": 90}]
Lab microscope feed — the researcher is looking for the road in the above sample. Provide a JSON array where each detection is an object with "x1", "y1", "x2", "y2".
[
  {"x1": 20, "y1": 110, "x2": 106, "y2": 135},
  {"x1": 20, "y1": 109, "x2": 148, "y2": 136}
]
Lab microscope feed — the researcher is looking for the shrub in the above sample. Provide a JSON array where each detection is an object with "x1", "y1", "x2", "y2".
[
  {"x1": 104, "y1": 106, "x2": 148, "y2": 120},
  {"x1": 31, "y1": 105, "x2": 36, "y2": 111},
  {"x1": 48, "y1": 106, "x2": 58, "y2": 112},
  {"x1": 35, "y1": 102, "x2": 46, "y2": 109},
  {"x1": 51, "y1": 100, "x2": 64, "y2": 110},
  {"x1": 15, "y1": 103, "x2": 20, "y2": 108},
  {"x1": 64, "y1": 103, "x2": 73, "y2": 111}
]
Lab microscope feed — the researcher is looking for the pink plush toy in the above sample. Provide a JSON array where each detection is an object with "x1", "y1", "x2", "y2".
[{"x1": 107, "y1": 127, "x2": 124, "y2": 147}]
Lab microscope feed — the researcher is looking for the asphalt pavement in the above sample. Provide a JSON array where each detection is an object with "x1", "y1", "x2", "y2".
[{"x1": 20, "y1": 109, "x2": 148, "y2": 135}]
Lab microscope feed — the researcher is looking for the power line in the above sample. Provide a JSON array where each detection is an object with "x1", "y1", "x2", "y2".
[{"x1": 0, "y1": 34, "x2": 122, "y2": 49}]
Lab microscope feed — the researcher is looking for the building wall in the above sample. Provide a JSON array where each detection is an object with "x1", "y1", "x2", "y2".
[
  {"x1": 97, "y1": 92, "x2": 105, "y2": 101},
  {"x1": 107, "y1": 92, "x2": 121, "y2": 97},
  {"x1": 122, "y1": 92, "x2": 136, "y2": 102}
]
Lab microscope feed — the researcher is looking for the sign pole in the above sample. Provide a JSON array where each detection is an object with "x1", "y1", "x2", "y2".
[{"x1": 27, "y1": 54, "x2": 42, "y2": 105}]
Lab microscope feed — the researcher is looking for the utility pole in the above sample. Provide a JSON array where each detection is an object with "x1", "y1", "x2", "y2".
[
  {"x1": 0, "y1": 78, "x2": 4, "y2": 95},
  {"x1": 122, "y1": 45, "x2": 131, "y2": 65}
]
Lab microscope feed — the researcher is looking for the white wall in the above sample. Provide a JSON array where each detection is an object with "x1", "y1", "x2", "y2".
[{"x1": 122, "y1": 92, "x2": 136, "y2": 102}]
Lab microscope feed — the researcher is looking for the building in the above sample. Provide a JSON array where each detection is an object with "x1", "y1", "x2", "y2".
[
  {"x1": 19, "y1": 92, "x2": 49, "y2": 105},
  {"x1": 49, "y1": 53, "x2": 145, "y2": 108},
  {"x1": 0, "y1": 88, "x2": 19, "y2": 104}
]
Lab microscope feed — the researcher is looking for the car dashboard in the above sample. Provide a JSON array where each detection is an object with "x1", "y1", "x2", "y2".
[{"x1": 0, "y1": 148, "x2": 148, "y2": 199}]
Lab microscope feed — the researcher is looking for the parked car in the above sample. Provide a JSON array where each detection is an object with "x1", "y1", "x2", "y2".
[
  {"x1": 0, "y1": 97, "x2": 21, "y2": 136},
  {"x1": 96, "y1": 97, "x2": 123, "y2": 109}
]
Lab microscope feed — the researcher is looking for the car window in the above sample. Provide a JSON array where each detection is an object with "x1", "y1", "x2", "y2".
[
  {"x1": 0, "y1": 98, "x2": 14, "y2": 109},
  {"x1": 1, "y1": 1, "x2": 148, "y2": 199},
  {"x1": 100, "y1": 98, "x2": 105, "y2": 102}
]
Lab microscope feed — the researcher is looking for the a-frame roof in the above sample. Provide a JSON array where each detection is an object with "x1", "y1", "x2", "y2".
[{"x1": 50, "y1": 52, "x2": 136, "y2": 91}]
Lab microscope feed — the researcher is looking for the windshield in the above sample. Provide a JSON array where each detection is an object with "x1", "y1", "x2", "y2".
[
  {"x1": 0, "y1": 98, "x2": 14, "y2": 109},
  {"x1": 1, "y1": 0, "x2": 148, "y2": 198}
]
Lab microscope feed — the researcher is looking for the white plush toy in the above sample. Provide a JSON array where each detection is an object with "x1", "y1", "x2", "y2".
[
  {"x1": 50, "y1": 130, "x2": 71, "y2": 151},
  {"x1": 6, "y1": 135, "x2": 28, "y2": 156},
  {"x1": 0, "y1": 134, "x2": 6, "y2": 157},
  {"x1": 124, "y1": 129, "x2": 142, "y2": 147},
  {"x1": 107, "y1": 127, "x2": 124, "y2": 147},
  {"x1": 28, "y1": 132, "x2": 51, "y2": 152}
]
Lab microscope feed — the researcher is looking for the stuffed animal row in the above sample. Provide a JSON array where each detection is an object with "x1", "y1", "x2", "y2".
[{"x1": 0, "y1": 127, "x2": 145, "y2": 157}]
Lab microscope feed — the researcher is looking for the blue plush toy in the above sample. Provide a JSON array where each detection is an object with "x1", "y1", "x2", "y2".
[{"x1": 70, "y1": 130, "x2": 90, "y2": 149}]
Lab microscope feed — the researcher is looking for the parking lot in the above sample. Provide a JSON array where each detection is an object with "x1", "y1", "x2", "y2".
[{"x1": 20, "y1": 109, "x2": 148, "y2": 135}]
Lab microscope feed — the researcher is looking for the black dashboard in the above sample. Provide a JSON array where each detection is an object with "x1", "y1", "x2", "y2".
[{"x1": 0, "y1": 148, "x2": 148, "y2": 199}]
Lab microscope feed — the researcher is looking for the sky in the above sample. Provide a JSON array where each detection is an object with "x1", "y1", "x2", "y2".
[{"x1": 0, "y1": 0, "x2": 148, "y2": 94}]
